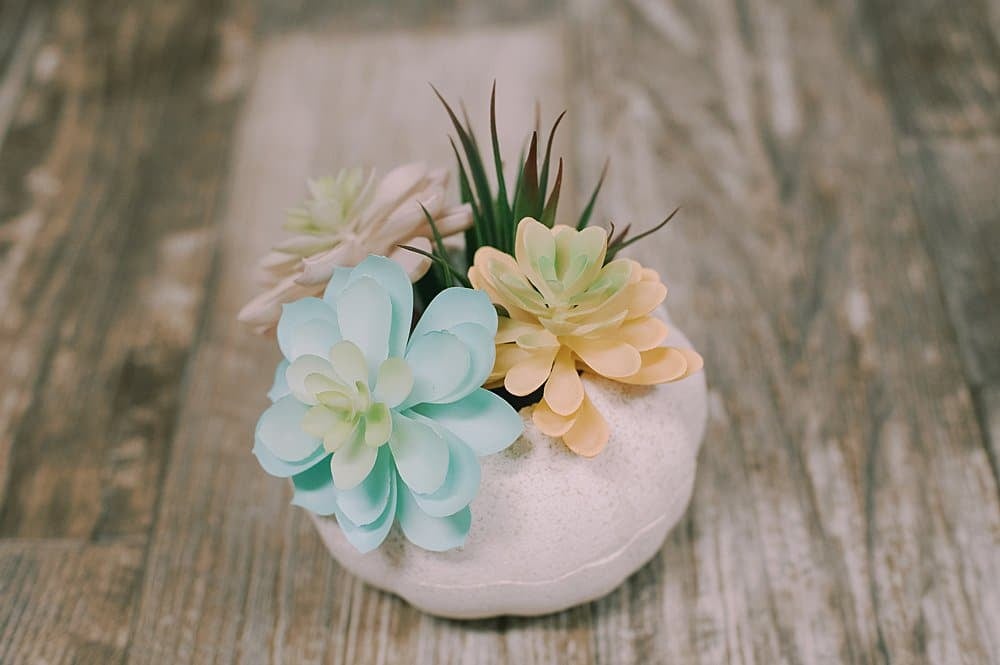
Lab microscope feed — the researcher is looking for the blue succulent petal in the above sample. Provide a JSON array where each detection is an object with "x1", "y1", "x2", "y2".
[
  {"x1": 435, "y1": 322, "x2": 495, "y2": 404},
  {"x1": 397, "y1": 478, "x2": 471, "y2": 552},
  {"x1": 335, "y1": 446, "x2": 393, "y2": 526},
  {"x1": 336, "y1": 276, "x2": 392, "y2": 380},
  {"x1": 287, "y1": 319, "x2": 341, "y2": 360},
  {"x1": 267, "y1": 359, "x2": 291, "y2": 403},
  {"x1": 277, "y1": 298, "x2": 340, "y2": 361},
  {"x1": 409, "y1": 424, "x2": 481, "y2": 518},
  {"x1": 253, "y1": 433, "x2": 327, "y2": 478},
  {"x1": 346, "y1": 256, "x2": 413, "y2": 359},
  {"x1": 290, "y1": 458, "x2": 340, "y2": 515},
  {"x1": 401, "y1": 331, "x2": 470, "y2": 408},
  {"x1": 411, "y1": 388, "x2": 523, "y2": 456},
  {"x1": 322, "y1": 266, "x2": 352, "y2": 304},
  {"x1": 411, "y1": 287, "x2": 498, "y2": 339},
  {"x1": 334, "y1": 471, "x2": 397, "y2": 553},
  {"x1": 388, "y1": 411, "x2": 450, "y2": 494},
  {"x1": 257, "y1": 396, "x2": 323, "y2": 462}
]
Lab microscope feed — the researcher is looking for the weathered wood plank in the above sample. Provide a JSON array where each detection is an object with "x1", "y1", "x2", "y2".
[
  {"x1": 0, "y1": 0, "x2": 249, "y2": 660},
  {"x1": 0, "y1": 0, "x2": 244, "y2": 537},
  {"x1": 0, "y1": 540, "x2": 143, "y2": 664},
  {"x1": 859, "y1": 0, "x2": 1000, "y2": 485},
  {"x1": 256, "y1": 0, "x2": 558, "y2": 32},
  {"x1": 0, "y1": 0, "x2": 51, "y2": 151},
  {"x1": 567, "y1": 0, "x2": 1000, "y2": 662},
  {"x1": 127, "y1": 23, "x2": 588, "y2": 665}
]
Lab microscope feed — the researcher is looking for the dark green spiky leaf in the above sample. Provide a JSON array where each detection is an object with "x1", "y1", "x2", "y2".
[
  {"x1": 417, "y1": 202, "x2": 455, "y2": 288},
  {"x1": 397, "y1": 244, "x2": 471, "y2": 288},
  {"x1": 538, "y1": 110, "x2": 566, "y2": 205},
  {"x1": 432, "y1": 85, "x2": 497, "y2": 245},
  {"x1": 489, "y1": 83, "x2": 511, "y2": 230},
  {"x1": 608, "y1": 220, "x2": 631, "y2": 247},
  {"x1": 606, "y1": 207, "x2": 679, "y2": 262},
  {"x1": 509, "y1": 144, "x2": 526, "y2": 227},
  {"x1": 512, "y1": 131, "x2": 539, "y2": 229},
  {"x1": 448, "y1": 136, "x2": 486, "y2": 264},
  {"x1": 577, "y1": 158, "x2": 609, "y2": 230},
  {"x1": 540, "y1": 158, "x2": 563, "y2": 228},
  {"x1": 460, "y1": 101, "x2": 479, "y2": 151},
  {"x1": 419, "y1": 202, "x2": 451, "y2": 259}
]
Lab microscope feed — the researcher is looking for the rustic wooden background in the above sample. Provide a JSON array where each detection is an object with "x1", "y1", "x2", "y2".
[{"x1": 1, "y1": 0, "x2": 998, "y2": 663}]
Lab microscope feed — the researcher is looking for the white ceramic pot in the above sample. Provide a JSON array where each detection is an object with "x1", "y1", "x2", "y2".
[{"x1": 310, "y1": 318, "x2": 707, "y2": 618}]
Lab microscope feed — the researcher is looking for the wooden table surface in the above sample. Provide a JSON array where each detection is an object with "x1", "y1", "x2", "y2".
[{"x1": 1, "y1": 0, "x2": 998, "y2": 663}]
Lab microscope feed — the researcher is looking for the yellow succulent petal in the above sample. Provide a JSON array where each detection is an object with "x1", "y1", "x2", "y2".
[
  {"x1": 469, "y1": 265, "x2": 528, "y2": 323},
  {"x1": 626, "y1": 280, "x2": 667, "y2": 319},
  {"x1": 569, "y1": 259, "x2": 633, "y2": 303},
  {"x1": 677, "y1": 347, "x2": 704, "y2": 377},
  {"x1": 496, "y1": 317, "x2": 543, "y2": 344},
  {"x1": 565, "y1": 287, "x2": 632, "y2": 329},
  {"x1": 494, "y1": 272, "x2": 547, "y2": 315},
  {"x1": 515, "y1": 217, "x2": 560, "y2": 299},
  {"x1": 565, "y1": 336, "x2": 642, "y2": 379},
  {"x1": 619, "y1": 316, "x2": 669, "y2": 351},
  {"x1": 493, "y1": 344, "x2": 525, "y2": 366},
  {"x1": 640, "y1": 266, "x2": 661, "y2": 283},
  {"x1": 532, "y1": 397, "x2": 578, "y2": 437},
  {"x1": 569, "y1": 226, "x2": 609, "y2": 274},
  {"x1": 553, "y1": 224, "x2": 607, "y2": 295},
  {"x1": 504, "y1": 346, "x2": 559, "y2": 396},
  {"x1": 563, "y1": 310, "x2": 628, "y2": 338},
  {"x1": 617, "y1": 347, "x2": 689, "y2": 385},
  {"x1": 470, "y1": 247, "x2": 541, "y2": 321},
  {"x1": 562, "y1": 395, "x2": 609, "y2": 457},
  {"x1": 552, "y1": 225, "x2": 578, "y2": 282},
  {"x1": 515, "y1": 329, "x2": 560, "y2": 350},
  {"x1": 543, "y1": 347, "x2": 585, "y2": 416}
]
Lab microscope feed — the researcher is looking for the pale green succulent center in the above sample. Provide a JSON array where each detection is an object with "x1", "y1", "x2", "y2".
[
  {"x1": 493, "y1": 222, "x2": 634, "y2": 331},
  {"x1": 315, "y1": 376, "x2": 374, "y2": 418},
  {"x1": 492, "y1": 254, "x2": 633, "y2": 332},
  {"x1": 294, "y1": 342, "x2": 413, "y2": 454},
  {"x1": 285, "y1": 167, "x2": 374, "y2": 236},
  {"x1": 301, "y1": 373, "x2": 391, "y2": 454}
]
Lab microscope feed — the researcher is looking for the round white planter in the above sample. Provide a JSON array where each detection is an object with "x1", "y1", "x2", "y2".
[{"x1": 310, "y1": 318, "x2": 708, "y2": 619}]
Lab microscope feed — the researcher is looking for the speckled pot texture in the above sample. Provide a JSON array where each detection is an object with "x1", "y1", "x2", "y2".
[{"x1": 310, "y1": 318, "x2": 708, "y2": 619}]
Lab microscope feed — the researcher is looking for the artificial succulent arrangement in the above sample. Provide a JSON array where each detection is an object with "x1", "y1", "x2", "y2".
[{"x1": 241, "y1": 85, "x2": 703, "y2": 553}]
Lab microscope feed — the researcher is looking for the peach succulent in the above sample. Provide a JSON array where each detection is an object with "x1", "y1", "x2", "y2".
[{"x1": 469, "y1": 218, "x2": 702, "y2": 456}]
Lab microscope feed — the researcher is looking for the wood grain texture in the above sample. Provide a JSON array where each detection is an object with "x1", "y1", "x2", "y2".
[
  {"x1": 567, "y1": 0, "x2": 1000, "y2": 662},
  {"x1": 256, "y1": 0, "x2": 557, "y2": 32},
  {"x1": 0, "y1": 540, "x2": 142, "y2": 663},
  {"x1": 0, "y1": 0, "x2": 246, "y2": 661},
  {"x1": 859, "y1": 0, "x2": 1000, "y2": 484},
  {"x1": 0, "y1": 0, "x2": 997, "y2": 663}
]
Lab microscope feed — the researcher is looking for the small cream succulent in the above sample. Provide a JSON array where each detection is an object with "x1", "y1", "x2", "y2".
[
  {"x1": 239, "y1": 163, "x2": 471, "y2": 333},
  {"x1": 469, "y1": 218, "x2": 703, "y2": 456}
]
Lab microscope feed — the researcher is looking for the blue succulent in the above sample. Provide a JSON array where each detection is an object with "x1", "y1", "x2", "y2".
[{"x1": 253, "y1": 255, "x2": 523, "y2": 552}]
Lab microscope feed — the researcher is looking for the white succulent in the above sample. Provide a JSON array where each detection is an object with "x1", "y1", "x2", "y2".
[{"x1": 239, "y1": 163, "x2": 471, "y2": 333}]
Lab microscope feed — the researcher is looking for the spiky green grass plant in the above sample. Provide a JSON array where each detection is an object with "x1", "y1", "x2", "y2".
[{"x1": 405, "y1": 84, "x2": 677, "y2": 304}]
